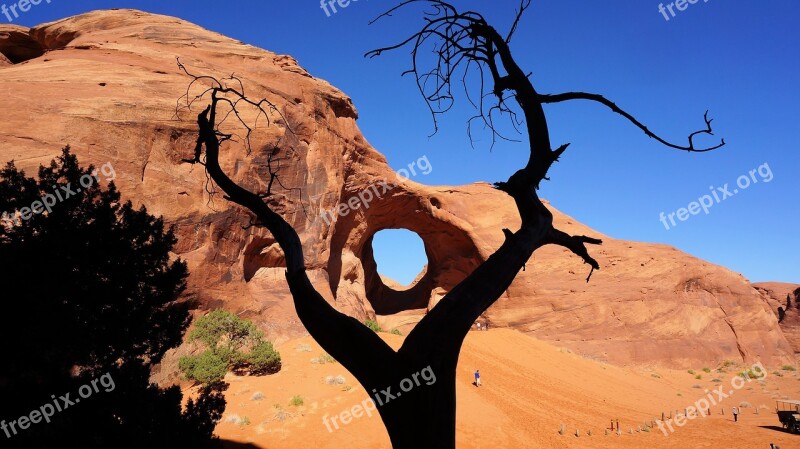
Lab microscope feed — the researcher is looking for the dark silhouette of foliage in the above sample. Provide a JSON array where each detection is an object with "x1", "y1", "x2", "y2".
[{"x1": 0, "y1": 147, "x2": 224, "y2": 449}]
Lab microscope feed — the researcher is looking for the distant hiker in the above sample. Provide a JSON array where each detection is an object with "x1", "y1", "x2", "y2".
[
  {"x1": 484, "y1": 322, "x2": 489, "y2": 331},
  {"x1": 732, "y1": 406, "x2": 739, "y2": 422},
  {"x1": 474, "y1": 369, "x2": 481, "y2": 387}
]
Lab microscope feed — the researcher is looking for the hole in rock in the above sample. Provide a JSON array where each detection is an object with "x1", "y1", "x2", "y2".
[{"x1": 371, "y1": 229, "x2": 427, "y2": 289}]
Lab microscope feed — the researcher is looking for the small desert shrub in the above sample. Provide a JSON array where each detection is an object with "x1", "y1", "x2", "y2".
[
  {"x1": 311, "y1": 352, "x2": 336, "y2": 364},
  {"x1": 364, "y1": 319, "x2": 383, "y2": 333},
  {"x1": 712, "y1": 378, "x2": 723, "y2": 383},
  {"x1": 240, "y1": 416, "x2": 251, "y2": 426},
  {"x1": 390, "y1": 328, "x2": 403, "y2": 336},
  {"x1": 740, "y1": 369, "x2": 765, "y2": 379},
  {"x1": 251, "y1": 392, "x2": 265, "y2": 401},
  {"x1": 687, "y1": 369, "x2": 696, "y2": 375},
  {"x1": 702, "y1": 367, "x2": 711, "y2": 373},
  {"x1": 342, "y1": 385, "x2": 353, "y2": 392},
  {"x1": 290, "y1": 395, "x2": 304, "y2": 407},
  {"x1": 651, "y1": 373, "x2": 661, "y2": 379},
  {"x1": 677, "y1": 393, "x2": 682, "y2": 397},
  {"x1": 695, "y1": 374, "x2": 702, "y2": 380},
  {"x1": 225, "y1": 414, "x2": 244, "y2": 425},
  {"x1": 324, "y1": 375, "x2": 346, "y2": 385},
  {"x1": 692, "y1": 384, "x2": 702, "y2": 389},
  {"x1": 739, "y1": 401, "x2": 752, "y2": 408},
  {"x1": 782, "y1": 364, "x2": 797, "y2": 371},
  {"x1": 274, "y1": 409, "x2": 291, "y2": 421},
  {"x1": 296, "y1": 344, "x2": 312, "y2": 352},
  {"x1": 773, "y1": 371, "x2": 784, "y2": 377}
]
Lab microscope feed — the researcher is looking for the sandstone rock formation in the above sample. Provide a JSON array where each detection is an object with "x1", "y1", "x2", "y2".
[
  {"x1": 0, "y1": 9, "x2": 793, "y2": 368},
  {"x1": 755, "y1": 282, "x2": 800, "y2": 354}
]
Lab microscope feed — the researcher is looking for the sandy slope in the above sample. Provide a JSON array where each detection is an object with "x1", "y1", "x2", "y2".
[{"x1": 213, "y1": 328, "x2": 799, "y2": 448}]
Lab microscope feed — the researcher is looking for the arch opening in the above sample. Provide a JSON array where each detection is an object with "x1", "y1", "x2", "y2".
[{"x1": 371, "y1": 228, "x2": 427, "y2": 290}]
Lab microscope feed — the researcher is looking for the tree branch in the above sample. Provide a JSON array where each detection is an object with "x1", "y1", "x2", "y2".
[
  {"x1": 178, "y1": 67, "x2": 397, "y2": 388},
  {"x1": 539, "y1": 92, "x2": 725, "y2": 152}
]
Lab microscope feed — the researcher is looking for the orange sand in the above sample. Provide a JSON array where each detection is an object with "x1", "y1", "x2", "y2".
[{"x1": 212, "y1": 328, "x2": 799, "y2": 448}]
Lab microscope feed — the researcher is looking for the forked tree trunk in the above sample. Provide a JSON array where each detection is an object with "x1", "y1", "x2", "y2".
[{"x1": 184, "y1": 2, "x2": 721, "y2": 446}]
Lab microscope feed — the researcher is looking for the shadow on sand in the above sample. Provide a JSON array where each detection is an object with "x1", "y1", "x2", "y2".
[
  {"x1": 221, "y1": 440, "x2": 265, "y2": 449},
  {"x1": 757, "y1": 425, "x2": 792, "y2": 434}
]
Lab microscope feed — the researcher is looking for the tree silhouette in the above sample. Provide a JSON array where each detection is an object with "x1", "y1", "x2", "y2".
[
  {"x1": 0, "y1": 148, "x2": 224, "y2": 449},
  {"x1": 180, "y1": 2, "x2": 723, "y2": 447}
]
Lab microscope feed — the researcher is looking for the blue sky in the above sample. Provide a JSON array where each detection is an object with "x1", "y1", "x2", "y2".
[{"x1": 8, "y1": 0, "x2": 799, "y2": 284}]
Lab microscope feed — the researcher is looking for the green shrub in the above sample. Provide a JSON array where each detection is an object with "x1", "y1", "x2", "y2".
[
  {"x1": 782, "y1": 364, "x2": 797, "y2": 371},
  {"x1": 188, "y1": 309, "x2": 262, "y2": 351},
  {"x1": 702, "y1": 367, "x2": 711, "y2": 373},
  {"x1": 364, "y1": 319, "x2": 383, "y2": 333},
  {"x1": 248, "y1": 341, "x2": 282, "y2": 374},
  {"x1": 687, "y1": 369, "x2": 696, "y2": 375},
  {"x1": 695, "y1": 374, "x2": 702, "y2": 380},
  {"x1": 180, "y1": 309, "x2": 281, "y2": 384},
  {"x1": 390, "y1": 328, "x2": 403, "y2": 336},
  {"x1": 179, "y1": 350, "x2": 228, "y2": 385},
  {"x1": 290, "y1": 395, "x2": 304, "y2": 407}
]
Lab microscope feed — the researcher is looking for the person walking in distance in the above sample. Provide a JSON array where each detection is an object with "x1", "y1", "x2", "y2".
[
  {"x1": 474, "y1": 369, "x2": 481, "y2": 387},
  {"x1": 732, "y1": 406, "x2": 739, "y2": 422}
]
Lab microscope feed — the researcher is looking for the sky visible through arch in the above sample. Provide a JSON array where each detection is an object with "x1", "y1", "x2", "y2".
[{"x1": 8, "y1": 0, "x2": 798, "y2": 284}]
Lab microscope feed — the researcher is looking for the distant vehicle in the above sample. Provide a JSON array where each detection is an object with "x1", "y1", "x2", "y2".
[{"x1": 776, "y1": 400, "x2": 800, "y2": 433}]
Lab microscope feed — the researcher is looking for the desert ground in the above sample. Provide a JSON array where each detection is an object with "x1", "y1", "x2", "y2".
[{"x1": 210, "y1": 328, "x2": 799, "y2": 449}]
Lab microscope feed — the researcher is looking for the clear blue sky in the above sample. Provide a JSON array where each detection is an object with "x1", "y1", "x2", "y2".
[{"x1": 10, "y1": 1, "x2": 798, "y2": 284}]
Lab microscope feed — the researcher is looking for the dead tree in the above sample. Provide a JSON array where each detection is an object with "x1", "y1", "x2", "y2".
[{"x1": 180, "y1": 2, "x2": 723, "y2": 447}]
